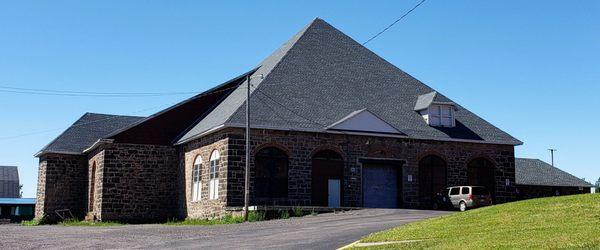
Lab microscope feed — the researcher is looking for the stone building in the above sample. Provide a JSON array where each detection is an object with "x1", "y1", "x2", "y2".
[{"x1": 35, "y1": 18, "x2": 524, "y2": 222}]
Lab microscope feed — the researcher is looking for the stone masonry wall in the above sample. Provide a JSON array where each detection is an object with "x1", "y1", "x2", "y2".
[
  {"x1": 87, "y1": 149, "x2": 105, "y2": 220},
  {"x1": 93, "y1": 143, "x2": 178, "y2": 222},
  {"x1": 221, "y1": 128, "x2": 516, "y2": 208},
  {"x1": 181, "y1": 132, "x2": 230, "y2": 219},
  {"x1": 35, "y1": 154, "x2": 88, "y2": 222}
]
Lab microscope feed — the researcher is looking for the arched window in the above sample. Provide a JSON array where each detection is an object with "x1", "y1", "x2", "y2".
[
  {"x1": 192, "y1": 156, "x2": 202, "y2": 202},
  {"x1": 209, "y1": 150, "x2": 220, "y2": 200},
  {"x1": 418, "y1": 155, "x2": 447, "y2": 205},
  {"x1": 311, "y1": 150, "x2": 344, "y2": 207},
  {"x1": 255, "y1": 147, "x2": 289, "y2": 199},
  {"x1": 467, "y1": 157, "x2": 495, "y2": 196},
  {"x1": 89, "y1": 162, "x2": 96, "y2": 212}
]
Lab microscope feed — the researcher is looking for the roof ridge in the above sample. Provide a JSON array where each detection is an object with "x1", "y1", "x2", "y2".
[
  {"x1": 84, "y1": 112, "x2": 145, "y2": 118},
  {"x1": 222, "y1": 18, "x2": 320, "y2": 126},
  {"x1": 516, "y1": 157, "x2": 543, "y2": 160}
]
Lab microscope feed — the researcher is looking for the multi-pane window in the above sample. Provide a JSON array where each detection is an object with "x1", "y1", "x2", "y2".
[
  {"x1": 429, "y1": 105, "x2": 454, "y2": 127},
  {"x1": 192, "y1": 156, "x2": 202, "y2": 202},
  {"x1": 209, "y1": 150, "x2": 220, "y2": 200}
]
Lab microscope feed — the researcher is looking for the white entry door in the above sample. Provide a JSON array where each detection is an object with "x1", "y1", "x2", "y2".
[{"x1": 328, "y1": 179, "x2": 341, "y2": 207}]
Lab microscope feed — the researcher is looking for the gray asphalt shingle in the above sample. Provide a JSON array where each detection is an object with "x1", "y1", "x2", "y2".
[
  {"x1": 515, "y1": 158, "x2": 592, "y2": 187},
  {"x1": 177, "y1": 18, "x2": 521, "y2": 145},
  {"x1": 37, "y1": 113, "x2": 145, "y2": 156}
]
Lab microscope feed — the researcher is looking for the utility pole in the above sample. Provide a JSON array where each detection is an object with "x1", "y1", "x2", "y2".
[
  {"x1": 548, "y1": 149, "x2": 557, "y2": 166},
  {"x1": 244, "y1": 74, "x2": 263, "y2": 221}
]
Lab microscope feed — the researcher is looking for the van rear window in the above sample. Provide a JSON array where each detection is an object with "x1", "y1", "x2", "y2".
[
  {"x1": 450, "y1": 188, "x2": 459, "y2": 195},
  {"x1": 472, "y1": 187, "x2": 489, "y2": 195}
]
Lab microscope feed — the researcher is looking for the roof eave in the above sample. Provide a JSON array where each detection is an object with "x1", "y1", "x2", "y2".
[
  {"x1": 180, "y1": 123, "x2": 522, "y2": 146},
  {"x1": 82, "y1": 139, "x2": 115, "y2": 154},
  {"x1": 34, "y1": 150, "x2": 83, "y2": 158},
  {"x1": 174, "y1": 124, "x2": 227, "y2": 145},
  {"x1": 516, "y1": 183, "x2": 593, "y2": 188}
]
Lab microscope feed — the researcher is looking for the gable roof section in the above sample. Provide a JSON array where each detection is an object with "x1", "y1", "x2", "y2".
[
  {"x1": 36, "y1": 113, "x2": 144, "y2": 156},
  {"x1": 327, "y1": 109, "x2": 403, "y2": 135},
  {"x1": 177, "y1": 18, "x2": 521, "y2": 145},
  {"x1": 515, "y1": 158, "x2": 592, "y2": 187},
  {"x1": 108, "y1": 69, "x2": 254, "y2": 145}
]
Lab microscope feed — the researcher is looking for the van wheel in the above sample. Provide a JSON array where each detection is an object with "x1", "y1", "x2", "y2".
[{"x1": 459, "y1": 201, "x2": 467, "y2": 212}]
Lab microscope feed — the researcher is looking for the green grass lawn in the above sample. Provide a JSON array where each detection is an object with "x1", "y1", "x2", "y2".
[{"x1": 357, "y1": 194, "x2": 600, "y2": 249}]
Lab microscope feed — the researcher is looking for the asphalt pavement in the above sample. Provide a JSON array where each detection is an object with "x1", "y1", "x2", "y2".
[{"x1": 0, "y1": 209, "x2": 450, "y2": 249}]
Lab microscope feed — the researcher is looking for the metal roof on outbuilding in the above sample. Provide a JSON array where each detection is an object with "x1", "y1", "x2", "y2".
[
  {"x1": 0, "y1": 198, "x2": 36, "y2": 205},
  {"x1": 0, "y1": 166, "x2": 20, "y2": 198}
]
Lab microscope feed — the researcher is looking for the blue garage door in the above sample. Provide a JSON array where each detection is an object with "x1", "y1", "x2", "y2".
[{"x1": 362, "y1": 165, "x2": 399, "y2": 208}]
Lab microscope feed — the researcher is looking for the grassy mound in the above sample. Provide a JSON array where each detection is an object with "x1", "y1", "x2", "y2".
[{"x1": 359, "y1": 194, "x2": 600, "y2": 249}]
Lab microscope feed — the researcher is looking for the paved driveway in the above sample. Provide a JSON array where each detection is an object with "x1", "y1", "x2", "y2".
[{"x1": 0, "y1": 209, "x2": 450, "y2": 249}]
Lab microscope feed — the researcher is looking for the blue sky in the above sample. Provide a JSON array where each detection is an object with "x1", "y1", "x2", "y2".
[{"x1": 1, "y1": 1, "x2": 598, "y2": 197}]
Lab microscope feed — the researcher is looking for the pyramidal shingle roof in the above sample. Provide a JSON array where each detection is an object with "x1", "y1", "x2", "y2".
[
  {"x1": 177, "y1": 18, "x2": 521, "y2": 145},
  {"x1": 515, "y1": 158, "x2": 592, "y2": 187}
]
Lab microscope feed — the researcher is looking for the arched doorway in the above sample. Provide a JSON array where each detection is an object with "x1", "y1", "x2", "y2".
[
  {"x1": 311, "y1": 150, "x2": 344, "y2": 207},
  {"x1": 467, "y1": 158, "x2": 496, "y2": 196},
  {"x1": 254, "y1": 147, "x2": 289, "y2": 200},
  {"x1": 418, "y1": 155, "x2": 447, "y2": 206},
  {"x1": 89, "y1": 162, "x2": 96, "y2": 212}
]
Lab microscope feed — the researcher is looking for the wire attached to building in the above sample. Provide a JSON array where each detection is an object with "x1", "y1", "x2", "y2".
[
  {"x1": 0, "y1": 85, "x2": 241, "y2": 141},
  {"x1": 0, "y1": 85, "x2": 201, "y2": 97},
  {"x1": 362, "y1": 0, "x2": 427, "y2": 46}
]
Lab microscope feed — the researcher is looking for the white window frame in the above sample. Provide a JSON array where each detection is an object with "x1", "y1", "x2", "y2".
[
  {"x1": 191, "y1": 156, "x2": 202, "y2": 202},
  {"x1": 209, "y1": 150, "x2": 220, "y2": 200}
]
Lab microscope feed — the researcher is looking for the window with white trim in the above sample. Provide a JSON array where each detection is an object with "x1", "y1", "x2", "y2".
[
  {"x1": 191, "y1": 156, "x2": 202, "y2": 202},
  {"x1": 427, "y1": 104, "x2": 455, "y2": 127},
  {"x1": 209, "y1": 150, "x2": 220, "y2": 200}
]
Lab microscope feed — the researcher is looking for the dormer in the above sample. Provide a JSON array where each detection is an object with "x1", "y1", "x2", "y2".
[{"x1": 414, "y1": 91, "x2": 456, "y2": 127}]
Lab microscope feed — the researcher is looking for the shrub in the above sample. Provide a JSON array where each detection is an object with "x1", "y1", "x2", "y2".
[
  {"x1": 59, "y1": 219, "x2": 121, "y2": 226},
  {"x1": 21, "y1": 217, "x2": 46, "y2": 226},
  {"x1": 279, "y1": 209, "x2": 290, "y2": 219},
  {"x1": 292, "y1": 206, "x2": 303, "y2": 217},
  {"x1": 247, "y1": 211, "x2": 266, "y2": 222}
]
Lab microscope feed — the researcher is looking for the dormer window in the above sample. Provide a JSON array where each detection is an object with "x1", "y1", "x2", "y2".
[
  {"x1": 414, "y1": 91, "x2": 456, "y2": 128},
  {"x1": 427, "y1": 104, "x2": 455, "y2": 127}
]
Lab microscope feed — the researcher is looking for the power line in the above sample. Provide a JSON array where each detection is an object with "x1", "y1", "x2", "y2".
[
  {"x1": 0, "y1": 84, "x2": 240, "y2": 141},
  {"x1": 362, "y1": 0, "x2": 427, "y2": 45},
  {"x1": 0, "y1": 85, "x2": 201, "y2": 97},
  {"x1": 0, "y1": 103, "x2": 170, "y2": 141}
]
